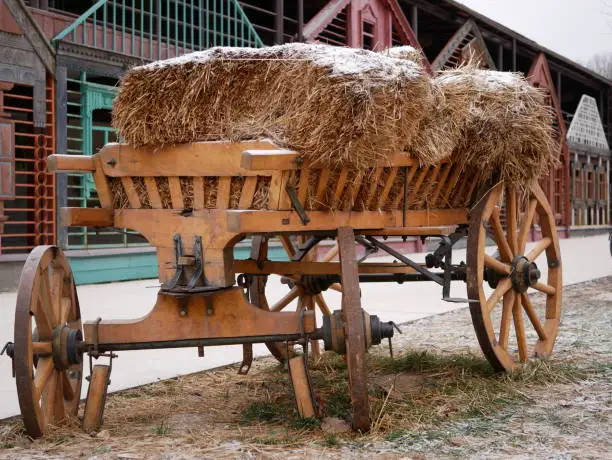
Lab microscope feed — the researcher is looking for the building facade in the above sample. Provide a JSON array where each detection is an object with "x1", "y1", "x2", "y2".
[{"x1": 0, "y1": 0, "x2": 610, "y2": 287}]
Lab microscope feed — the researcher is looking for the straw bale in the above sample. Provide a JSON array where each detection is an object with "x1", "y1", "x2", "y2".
[
  {"x1": 443, "y1": 66, "x2": 558, "y2": 186},
  {"x1": 113, "y1": 43, "x2": 433, "y2": 170},
  {"x1": 413, "y1": 65, "x2": 558, "y2": 186}
]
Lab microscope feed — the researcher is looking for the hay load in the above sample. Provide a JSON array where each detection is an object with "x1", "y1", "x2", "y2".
[
  {"x1": 408, "y1": 65, "x2": 558, "y2": 186},
  {"x1": 113, "y1": 43, "x2": 434, "y2": 170}
]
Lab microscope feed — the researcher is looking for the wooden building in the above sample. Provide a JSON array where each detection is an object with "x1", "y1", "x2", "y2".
[{"x1": 0, "y1": 0, "x2": 610, "y2": 287}]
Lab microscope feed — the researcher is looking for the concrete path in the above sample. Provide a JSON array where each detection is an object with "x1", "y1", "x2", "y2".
[{"x1": 0, "y1": 234, "x2": 609, "y2": 419}]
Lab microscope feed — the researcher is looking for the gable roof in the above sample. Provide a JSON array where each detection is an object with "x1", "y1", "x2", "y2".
[{"x1": 432, "y1": 19, "x2": 495, "y2": 70}]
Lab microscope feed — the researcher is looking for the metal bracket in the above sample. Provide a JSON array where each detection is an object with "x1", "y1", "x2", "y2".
[
  {"x1": 163, "y1": 235, "x2": 205, "y2": 291},
  {"x1": 286, "y1": 185, "x2": 311, "y2": 225},
  {"x1": 291, "y1": 235, "x2": 325, "y2": 261}
]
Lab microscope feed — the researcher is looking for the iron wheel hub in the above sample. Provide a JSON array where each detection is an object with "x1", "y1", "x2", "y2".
[{"x1": 511, "y1": 256, "x2": 541, "y2": 293}]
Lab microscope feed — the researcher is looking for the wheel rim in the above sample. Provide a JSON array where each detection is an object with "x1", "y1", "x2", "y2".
[
  {"x1": 15, "y1": 246, "x2": 83, "y2": 438},
  {"x1": 467, "y1": 183, "x2": 562, "y2": 372},
  {"x1": 248, "y1": 236, "x2": 339, "y2": 362}
]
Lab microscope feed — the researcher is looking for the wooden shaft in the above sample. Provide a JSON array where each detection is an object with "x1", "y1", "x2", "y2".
[
  {"x1": 60, "y1": 208, "x2": 114, "y2": 227},
  {"x1": 82, "y1": 365, "x2": 110, "y2": 433},
  {"x1": 288, "y1": 356, "x2": 316, "y2": 418},
  {"x1": 46, "y1": 154, "x2": 95, "y2": 173}
]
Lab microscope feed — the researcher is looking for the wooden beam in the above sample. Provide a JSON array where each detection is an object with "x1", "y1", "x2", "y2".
[
  {"x1": 98, "y1": 140, "x2": 279, "y2": 177},
  {"x1": 234, "y1": 260, "x2": 421, "y2": 276},
  {"x1": 46, "y1": 154, "x2": 95, "y2": 173},
  {"x1": 227, "y1": 208, "x2": 468, "y2": 233},
  {"x1": 60, "y1": 208, "x2": 114, "y2": 227},
  {"x1": 242, "y1": 150, "x2": 421, "y2": 171}
]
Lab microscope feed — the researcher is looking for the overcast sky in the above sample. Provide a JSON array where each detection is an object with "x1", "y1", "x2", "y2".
[{"x1": 456, "y1": 0, "x2": 612, "y2": 65}]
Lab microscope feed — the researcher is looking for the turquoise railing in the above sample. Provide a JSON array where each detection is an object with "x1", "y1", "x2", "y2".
[{"x1": 52, "y1": 0, "x2": 263, "y2": 59}]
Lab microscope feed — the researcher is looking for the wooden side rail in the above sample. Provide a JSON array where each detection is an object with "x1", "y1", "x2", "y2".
[
  {"x1": 241, "y1": 150, "x2": 421, "y2": 171},
  {"x1": 60, "y1": 207, "x2": 114, "y2": 227},
  {"x1": 47, "y1": 154, "x2": 95, "y2": 173}
]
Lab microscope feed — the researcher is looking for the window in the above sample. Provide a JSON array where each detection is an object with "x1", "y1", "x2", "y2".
[{"x1": 362, "y1": 21, "x2": 374, "y2": 50}]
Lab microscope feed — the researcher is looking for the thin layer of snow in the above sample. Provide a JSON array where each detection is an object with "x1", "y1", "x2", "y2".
[
  {"x1": 438, "y1": 69, "x2": 527, "y2": 90},
  {"x1": 138, "y1": 43, "x2": 424, "y2": 80}
]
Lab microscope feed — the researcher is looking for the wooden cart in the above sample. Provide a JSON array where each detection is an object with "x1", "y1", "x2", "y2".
[{"x1": 5, "y1": 140, "x2": 562, "y2": 437}]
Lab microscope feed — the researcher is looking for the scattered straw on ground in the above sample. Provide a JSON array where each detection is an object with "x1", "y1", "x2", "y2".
[{"x1": 1, "y1": 277, "x2": 609, "y2": 459}]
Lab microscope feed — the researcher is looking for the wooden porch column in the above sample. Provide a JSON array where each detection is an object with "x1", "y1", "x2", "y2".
[{"x1": 55, "y1": 67, "x2": 69, "y2": 249}]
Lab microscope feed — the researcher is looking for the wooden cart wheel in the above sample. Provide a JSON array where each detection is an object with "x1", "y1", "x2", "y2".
[
  {"x1": 337, "y1": 227, "x2": 371, "y2": 431},
  {"x1": 14, "y1": 246, "x2": 84, "y2": 438},
  {"x1": 467, "y1": 183, "x2": 562, "y2": 372},
  {"x1": 248, "y1": 235, "x2": 340, "y2": 363}
]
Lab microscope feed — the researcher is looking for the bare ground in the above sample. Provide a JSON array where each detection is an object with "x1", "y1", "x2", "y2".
[{"x1": 0, "y1": 277, "x2": 610, "y2": 459}]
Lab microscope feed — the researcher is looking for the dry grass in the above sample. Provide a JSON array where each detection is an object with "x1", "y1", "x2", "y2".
[{"x1": 113, "y1": 44, "x2": 433, "y2": 171}]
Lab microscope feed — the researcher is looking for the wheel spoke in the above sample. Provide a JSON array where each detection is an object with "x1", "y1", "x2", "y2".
[
  {"x1": 32, "y1": 342, "x2": 52, "y2": 355},
  {"x1": 33, "y1": 357, "x2": 54, "y2": 402},
  {"x1": 491, "y1": 208, "x2": 513, "y2": 261},
  {"x1": 484, "y1": 254, "x2": 511, "y2": 275},
  {"x1": 270, "y1": 285, "x2": 304, "y2": 312},
  {"x1": 321, "y1": 244, "x2": 339, "y2": 263},
  {"x1": 512, "y1": 294, "x2": 528, "y2": 363},
  {"x1": 507, "y1": 187, "x2": 518, "y2": 256},
  {"x1": 521, "y1": 293, "x2": 547, "y2": 341},
  {"x1": 50, "y1": 267, "x2": 63, "y2": 327},
  {"x1": 531, "y1": 282, "x2": 556, "y2": 296},
  {"x1": 59, "y1": 298, "x2": 71, "y2": 325},
  {"x1": 42, "y1": 370, "x2": 57, "y2": 425},
  {"x1": 526, "y1": 237, "x2": 551, "y2": 262},
  {"x1": 498, "y1": 290, "x2": 515, "y2": 349},
  {"x1": 38, "y1": 272, "x2": 58, "y2": 329},
  {"x1": 314, "y1": 293, "x2": 332, "y2": 316},
  {"x1": 518, "y1": 198, "x2": 537, "y2": 255},
  {"x1": 61, "y1": 371, "x2": 75, "y2": 401},
  {"x1": 485, "y1": 278, "x2": 512, "y2": 313},
  {"x1": 52, "y1": 374, "x2": 66, "y2": 422}
]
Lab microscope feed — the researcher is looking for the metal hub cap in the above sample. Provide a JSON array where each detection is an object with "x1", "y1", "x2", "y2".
[{"x1": 511, "y1": 256, "x2": 541, "y2": 293}]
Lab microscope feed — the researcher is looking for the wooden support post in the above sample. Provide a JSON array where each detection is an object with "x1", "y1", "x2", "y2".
[
  {"x1": 297, "y1": 0, "x2": 304, "y2": 42},
  {"x1": 512, "y1": 38, "x2": 517, "y2": 71},
  {"x1": 338, "y1": 227, "x2": 370, "y2": 432},
  {"x1": 411, "y1": 5, "x2": 418, "y2": 38},
  {"x1": 497, "y1": 42, "x2": 504, "y2": 70},
  {"x1": 275, "y1": 0, "x2": 284, "y2": 44},
  {"x1": 288, "y1": 356, "x2": 316, "y2": 418},
  {"x1": 55, "y1": 66, "x2": 68, "y2": 249}
]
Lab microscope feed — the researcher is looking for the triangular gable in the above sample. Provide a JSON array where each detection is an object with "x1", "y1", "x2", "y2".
[
  {"x1": 0, "y1": 1, "x2": 23, "y2": 35},
  {"x1": 3, "y1": 0, "x2": 55, "y2": 72},
  {"x1": 304, "y1": 0, "x2": 430, "y2": 71},
  {"x1": 432, "y1": 19, "x2": 496, "y2": 71},
  {"x1": 528, "y1": 53, "x2": 567, "y2": 139},
  {"x1": 567, "y1": 94, "x2": 610, "y2": 152}
]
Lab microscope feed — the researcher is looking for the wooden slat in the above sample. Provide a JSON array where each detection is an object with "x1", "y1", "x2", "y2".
[
  {"x1": 144, "y1": 177, "x2": 163, "y2": 208},
  {"x1": 430, "y1": 163, "x2": 452, "y2": 206},
  {"x1": 216, "y1": 177, "x2": 231, "y2": 210},
  {"x1": 330, "y1": 170, "x2": 349, "y2": 208},
  {"x1": 363, "y1": 167, "x2": 383, "y2": 209},
  {"x1": 266, "y1": 172, "x2": 283, "y2": 211},
  {"x1": 60, "y1": 208, "x2": 114, "y2": 227},
  {"x1": 120, "y1": 177, "x2": 141, "y2": 208},
  {"x1": 92, "y1": 156, "x2": 113, "y2": 208},
  {"x1": 391, "y1": 166, "x2": 417, "y2": 209},
  {"x1": 193, "y1": 177, "x2": 205, "y2": 209},
  {"x1": 407, "y1": 166, "x2": 431, "y2": 207},
  {"x1": 342, "y1": 173, "x2": 363, "y2": 211},
  {"x1": 238, "y1": 176, "x2": 258, "y2": 209},
  {"x1": 440, "y1": 163, "x2": 462, "y2": 205},
  {"x1": 278, "y1": 171, "x2": 294, "y2": 210},
  {"x1": 375, "y1": 168, "x2": 398, "y2": 209},
  {"x1": 99, "y1": 140, "x2": 279, "y2": 177},
  {"x1": 297, "y1": 168, "x2": 311, "y2": 203},
  {"x1": 418, "y1": 164, "x2": 442, "y2": 207},
  {"x1": 168, "y1": 177, "x2": 183, "y2": 208},
  {"x1": 314, "y1": 169, "x2": 331, "y2": 209}
]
